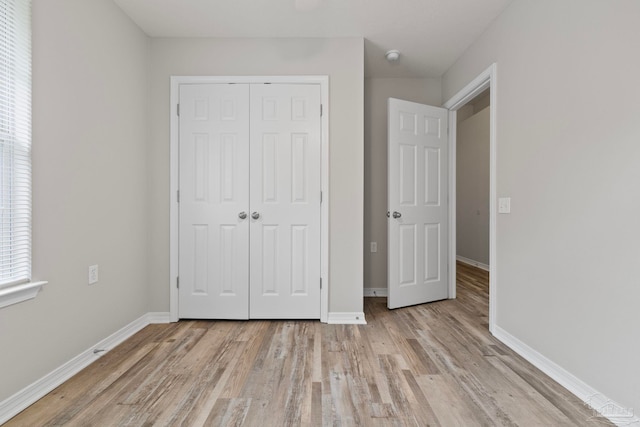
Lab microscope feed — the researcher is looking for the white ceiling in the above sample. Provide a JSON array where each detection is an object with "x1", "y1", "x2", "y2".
[{"x1": 113, "y1": 0, "x2": 513, "y2": 78}]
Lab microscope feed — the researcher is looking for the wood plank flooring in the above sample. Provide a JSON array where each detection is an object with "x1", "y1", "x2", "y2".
[{"x1": 5, "y1": 262, "x2": 613, "y2": 426}]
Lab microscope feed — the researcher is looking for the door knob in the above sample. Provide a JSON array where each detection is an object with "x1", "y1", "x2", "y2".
[
  {"x1": 251, "y1": 212, "x2": 260, "y2": 220},
  {"x1": 238, "y1": 211, "x2": 247, "y2": 220},
  {"x1": 392, "y1": 211, "x2": 402, "y2": 219}
]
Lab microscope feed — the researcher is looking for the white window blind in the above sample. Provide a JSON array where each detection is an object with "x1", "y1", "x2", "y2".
[{"x1": 0, "y1": 0, "x2": 31, "y2": 289}]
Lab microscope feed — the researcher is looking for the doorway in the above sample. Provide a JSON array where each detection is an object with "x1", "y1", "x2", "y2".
[
  {"x1": 382, "y1": 65, "x2": 496, "y2": 328},
  {"x1": 178, "y1": 83, "x2": 322, "y2": 320},
  {"x1": 443, "y1": 64, "x2": 497, "y2": 333},
  {"x1": 455, "y1": 89, "x2": 490, "y2": 272},
  {"x1": 169, "y1": 76, "x2": 330, "y2": 323}
]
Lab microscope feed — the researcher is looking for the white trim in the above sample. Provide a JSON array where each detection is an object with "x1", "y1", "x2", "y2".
[
  {"x1": 363, "y1": 287, "x2": 388, "y2": 297},
  {"x1": 327, "y1": 312, "x2": 367, "y2": 325},
  {"x1": 169, "y1": 76, "x2": 330, "y2": 323},
  {"x1": 319, "y1": 78, "x2": 330, "y2": 324},
  {"x1": 0, "y1": 311, "x2": 170, "y2": 424},
  {"x1": 447, "y1": 109, "x2": 457, "y2": 300},
  {"x1": 494, "y1": 326, "x2": 639, "y2": 427},
  {"x1": 0, "y1": 281, "x2": 47, "y2": 309},
  {"x1": 169, "y1": 77, "x2": 180, "y2": 323},
  {"x1": 456, "y1": 255, "x2": 490, "y2": 272},
  {"x1": 146, "y1": 312, "x2": 172, "y2": 324},
  {"x1": 443, "y1": 63, "x2": 497, "y2": 334}
]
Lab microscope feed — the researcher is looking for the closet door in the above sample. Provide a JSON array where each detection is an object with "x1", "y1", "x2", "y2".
[
  {"x1": 179, "y1": 84, "x2": 250, "y2": 319},
  {"x1": 249, "y1": 84, "x2": 322, "y2": 318}
]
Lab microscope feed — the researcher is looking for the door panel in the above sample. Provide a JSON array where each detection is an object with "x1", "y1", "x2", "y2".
[
  {"x1": 425, "y1": 148, "x2": 441, "y2": 205},
  {"x1": 400, "y1": 144, "x2": 417, "y2": 205},
  {"x1": 399, "y1": 224, "x2": 416, "y2": 286},
  {"x1": 388, "y1": 98, "x2": 449, "y2": 309},
  {"x1": 250, "y1": 84, "x2": 321, "y2": 318},
  {"x1": 179, "y1": 84, "x2": 250, "y2": 319},
  {"x1": 424, "y1": 223, "x2": 440, "y2": 282}
]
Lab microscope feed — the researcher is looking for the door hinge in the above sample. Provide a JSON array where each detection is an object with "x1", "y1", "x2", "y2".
[
  {"x1": 320, "y1": 104, "x2": 323, "y2": 117},
  {"x1": 320, "y1": 277, "x2": 322, "y2": 289},
  {"x1": 176, "y1": 276, "x2": 179, "y2": 288},
  {"x1": 177, "y1": 190, "x2": 180, "y2": 203},
  {"x1": 320, "y1": 191, "x2": 323, "y2": 203}
]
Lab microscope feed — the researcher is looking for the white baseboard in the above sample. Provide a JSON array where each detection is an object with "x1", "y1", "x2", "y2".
[
  {"x1": 363, "y1": 287, "x2": 388, "y2": 297},
  {"x1": 456, "y1": 255, "x2": 490, "y2": 271},
  {"x1": 146, "y1": 311, "x2": 172, "y2": 324},
  {"x1": 327, "y1": 312, "x2": 367, "y2": 325},
  {"x1": 0, "y1": 311, "x2": 171, "y2": 425},
  {"x1": 493, "y1": 326, "x2": 638, "y2": 426}
]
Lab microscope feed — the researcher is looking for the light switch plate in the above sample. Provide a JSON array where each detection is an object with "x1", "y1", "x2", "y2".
[
  {"x1": 89, "y1": 265, "x2": 99, "y2": 285},
  {"x1": 370, "y1": 242, "x2": 377, "y2": 253},
  {"x1": 498, "y1": 197, "x2": 511, "y2": 214}
]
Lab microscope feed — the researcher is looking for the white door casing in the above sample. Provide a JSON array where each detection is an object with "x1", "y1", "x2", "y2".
[
  {"x1": 443, "y1": 63, "x2": 497, "y2": 332},
  {"x1": 388, "y1": 98, "x2": 449, "y2": 309},
  {"x1": 179, "y1": 83, "x2": 250, "y2": 319},
  {"x1": 249, "y1": 84, "x2": 322, "y2": 318}
]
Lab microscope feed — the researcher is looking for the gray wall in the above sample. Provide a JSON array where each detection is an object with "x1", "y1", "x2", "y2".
[
  {"x1": 364, "y1": 78, "x2": 441, "y2": 290},
  {"x1": 147, "y1": 38, "x2": 365, "y2": 313},
  {"x1": 443, "y1": 0, "x2": 640, "y2": 412},
  {"x1": 1, "y1": 29, "x2": 365, "y2": 401},
  {"x1": 456, "y1": 107, "x2": 490, "y2": 266},
  {"x1": 0, "y1": 0, "x2": 150, "y2": 401}
]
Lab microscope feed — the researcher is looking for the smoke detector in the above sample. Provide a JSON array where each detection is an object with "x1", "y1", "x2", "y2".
[{"x1": 385, "y1": 50, "x2": 401, "y2": 62}]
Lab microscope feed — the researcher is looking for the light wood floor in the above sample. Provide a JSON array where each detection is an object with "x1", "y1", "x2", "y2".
[{"x1": 6, "y1": 262, "x2": 612, "y2": 426}]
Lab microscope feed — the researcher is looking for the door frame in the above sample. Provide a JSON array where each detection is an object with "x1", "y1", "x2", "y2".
[
  {"x1": 443, "y1": 63, "x2": 497, "y2": 333},
  {"x1": 169, "y1": 75, "x2": 330, "y2": 323}
]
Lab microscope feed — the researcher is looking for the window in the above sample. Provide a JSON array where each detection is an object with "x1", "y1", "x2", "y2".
[{"x1": 0, "y1": 0, "x2": 44, "y2": 308}]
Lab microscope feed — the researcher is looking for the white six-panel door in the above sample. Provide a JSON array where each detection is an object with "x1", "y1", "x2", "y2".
[
  {"x1": 388, "y1": 98, "x2": 449, "y2": 309},
  {"x1": 179, "y1": 84, "x2": 250, "y2": 319},
  {"x1": 179, "y1": 83, "x2": 321, "y2": 319},
  {"x1": 249, "y1": 84, "x2": 321, "y2": 318}
]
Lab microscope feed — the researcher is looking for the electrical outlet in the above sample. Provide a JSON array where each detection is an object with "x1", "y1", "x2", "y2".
[
  {"x1": 498, "y1": 197, "x2": 511, "y2": 214},
  {"x1": 88, "y1": 264, "x2": 99, "y2": 285},
  {"x1": 370, "y1": 242, "x2": 377, "y2": 253}
]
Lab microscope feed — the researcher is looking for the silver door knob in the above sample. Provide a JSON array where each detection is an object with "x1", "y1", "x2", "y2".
[
  {"x1": 238, "y1": 211, "x2": 247, "y2": 220},
  {"x1": 392, "y1": 211, "x2": 402, "y2": 219},
  {"x1": 251, "y1": 212, "x2": 260, "y2": 220}
]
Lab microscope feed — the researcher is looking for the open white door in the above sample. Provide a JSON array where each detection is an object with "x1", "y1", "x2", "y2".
[{"x1": 388, "y1": 98, "x2": 449, "y2": 309}]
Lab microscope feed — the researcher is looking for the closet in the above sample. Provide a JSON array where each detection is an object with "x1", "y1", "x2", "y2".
[{"x1": 178, "y1": 83, "x2": 322, "y2": 319}]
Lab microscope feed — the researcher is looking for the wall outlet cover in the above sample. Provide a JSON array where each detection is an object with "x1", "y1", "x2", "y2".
[
  {"x1": 88, "y1": 265, "x2": 99, "y2": 285},
  {"x1": 498, "y1": 197, "x2": 511, "y2": 214}
]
